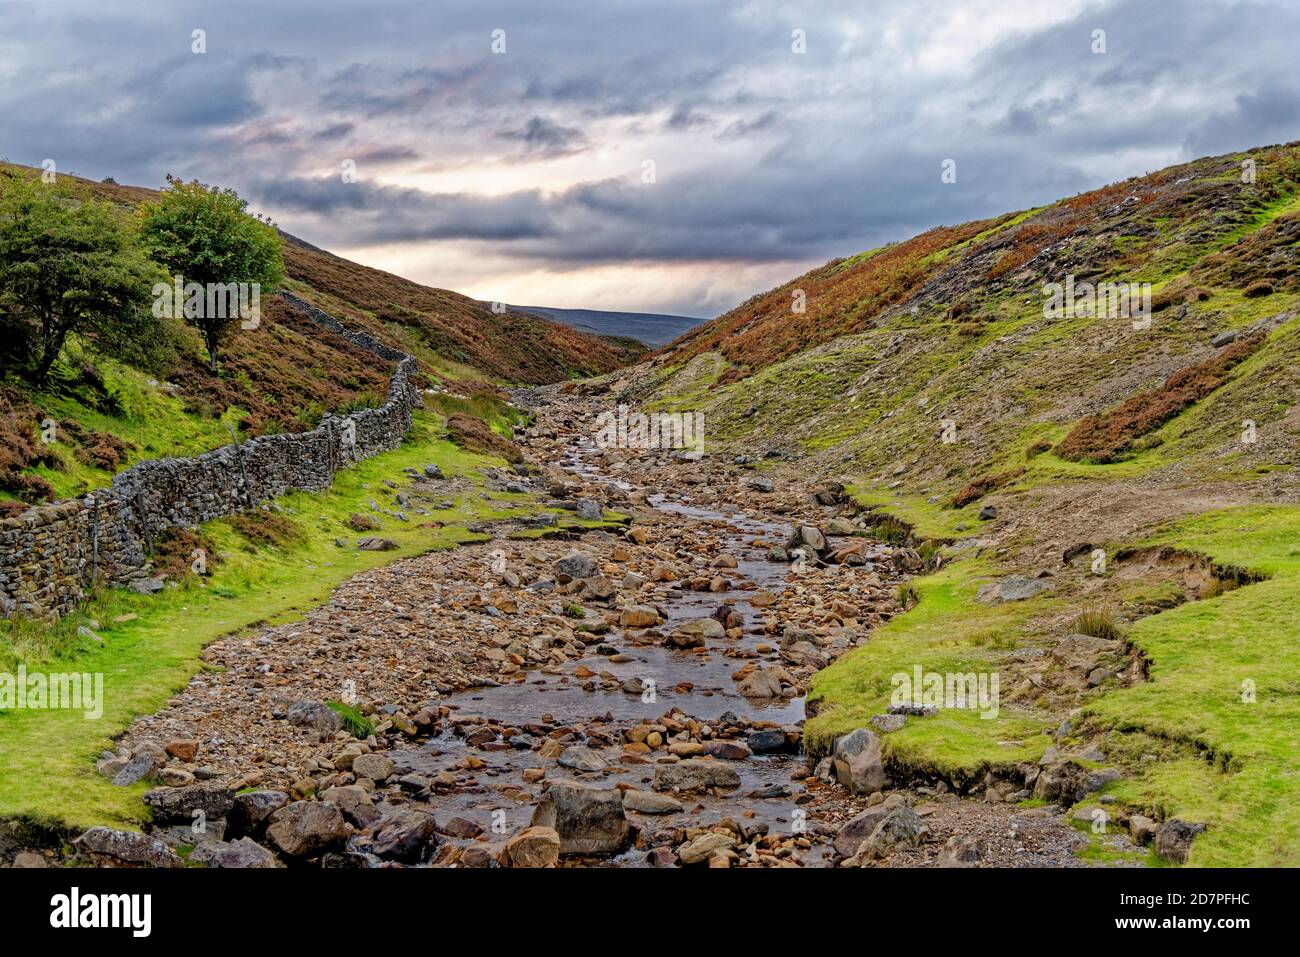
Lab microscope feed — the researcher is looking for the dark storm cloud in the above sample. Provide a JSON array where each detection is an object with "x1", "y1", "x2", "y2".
[{"x1": 2, "y1": 0, "x2": 1297, "y2": 313}]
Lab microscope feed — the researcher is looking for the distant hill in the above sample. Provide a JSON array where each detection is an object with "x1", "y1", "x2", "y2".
[{"x1": 506, "y1": 305, "x2": 704, "y2": 348}]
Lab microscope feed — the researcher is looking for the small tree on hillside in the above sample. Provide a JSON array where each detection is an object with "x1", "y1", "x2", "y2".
[
  {"x1": 0, "y1": 172, "x2": 162, "y2": 386},
  {"x1": 139, "y1": 177, "x2": 284, "y2": 374}
]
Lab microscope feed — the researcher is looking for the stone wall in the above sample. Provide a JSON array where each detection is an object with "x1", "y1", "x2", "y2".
[{"x1": 0, "y1": 292, "x2": 421, "y2": 620}]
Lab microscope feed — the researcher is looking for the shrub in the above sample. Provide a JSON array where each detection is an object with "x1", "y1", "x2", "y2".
[
  {"x1": 951, "y1": 467, "x2": 1026, "y2": 507},
  {"x1": 224, "y1": 510, "x2": 305, "y2": 550},
  {"x1": 1071, "y1": 606, "x2": 1124, "y2": 641},
  {"x1": 1243, "y1": 279, "x2": 1274, "y2": 298},
  {"x1": 445, "y1": 412, "x2": 523, "y2": 463},
  {"x1": 868, "y1": 515, "x2": 913, "y2": 545},
  {"x1": 1054, "y1": 332, "x2": 1264, "y2": 463}
]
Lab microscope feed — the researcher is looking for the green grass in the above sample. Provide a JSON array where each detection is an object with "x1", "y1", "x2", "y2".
[
  {"x1": 805, "y1": 559, "x2": 1055, "y2": 780},
  {"x1": 1085, "y1": 505, "x2": 1300, "y2": 866},
  {"x1": 0, "y1": 409, "x2": 610, "y2": 830},
  {"x1": 326, "y1": 701, "x2": 374, "y2": 739},
  {"x1": 845, "y1": 487, "x2": 984, "y2": 540}
]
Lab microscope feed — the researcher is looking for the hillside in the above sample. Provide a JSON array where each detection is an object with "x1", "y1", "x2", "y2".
[
  {"x1": 0, "y1": 165, "x2": 640, "y2": 510},
  {"x1": 506, "y1": 304, "x2": 702, "y2": 348},
  {"x1": 606, "y1": 141, "x2": 1300, "y2": 865}
]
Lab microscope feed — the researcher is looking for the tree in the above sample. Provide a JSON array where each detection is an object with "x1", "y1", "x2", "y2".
[
  {"x1": 0, "y1": 172, "x2": 162, "y2": 386},
  {"x1": 138, "y1": 177, "x2": 284, "y2": 373}
]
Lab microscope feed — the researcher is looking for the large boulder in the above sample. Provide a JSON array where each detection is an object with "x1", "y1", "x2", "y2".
[
  {"x1": 652, "y1": 759, "x2": 741, "y2": 793},
  {"x1": 852, "y1": 806, "x2": 928, "y2": 862},
  {"x1": 1154, "y1": 819, "x2": 1206, "y2": 864},
  {"x1": 832, "y1": 728, "x2": 887, "y2": 794},
  {"x1": 665, "y1": 617, "x2": 724, "y2": 648},
  {"x1": 230, "y1": 790, "x2": 289, "y2": 835},
  {"x1": 787, "y1": 525, "x2": 827, "y2": 555},
  {"x1": 321, "y1": 785, "x2": 380, "y2": 829},
  {"x1": 833, "y1": 794, "x2": 905, "y2": 857},
  {"x1": 737, "y1": 667, "x2": 783, "y2": 698},
  {"x1": 286, "y1": 699, "x2": 342, "y2": 737},
  {"x1": 530, "y1": 780, "x2": 629, "y2": 856},
  {"x1": 371, "y1": 807, "x2": 437, "y2": 862},
  {"x1": 976, "y1": 575, "x2": 1053, "y2": 603},
  {"x1": 557, "y1": 746, "x2": 608, "y2": 773},
  {"x1": 266, "y1": 801, "x2": 350, "y2": 858},
  {"x1": 143, "y1": 784, "x2": 235, "y2": 824},
  {"x1": 73, "y1": 827, "x2": 182, "y2": 868},
  {"x1": 212, "y1": 837, "x2": 282, "y2": 869},
  {"x1": 553, "y1": 552, "x2": 599, "y2": 581}
]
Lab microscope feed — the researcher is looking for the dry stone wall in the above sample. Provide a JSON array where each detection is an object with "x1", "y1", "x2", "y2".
[{"x1": 0, "y1": 291, "x2": 421, "y2": 619}]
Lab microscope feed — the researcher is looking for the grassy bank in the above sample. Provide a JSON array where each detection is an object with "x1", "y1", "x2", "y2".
[
  {"x1": 805, "y1": 559, "x2": 1055, "y2": 777},
  {"x1": 805, "y1": 501, "x2": 1300, "y2": 866},
  {"x1": 0, "y1": 410, "x2": 598, "y2": 830},
  {"x1": 1087, "y1": 506, "x2": 1300, "y2": 866}
]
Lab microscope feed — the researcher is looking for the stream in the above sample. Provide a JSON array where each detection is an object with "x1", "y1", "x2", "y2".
[{"x1": 386, "y1": 438, "x2": 892, "y2": 866}]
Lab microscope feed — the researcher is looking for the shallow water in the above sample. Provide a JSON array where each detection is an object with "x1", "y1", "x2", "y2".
[{"x1": 404, "y1": 445, "x2": 885, "y2": 865}]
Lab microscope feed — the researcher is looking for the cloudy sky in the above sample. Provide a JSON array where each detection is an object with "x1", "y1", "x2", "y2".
[{"x1": 3, "y1": 0, "x2": 1297, "y2": 317}]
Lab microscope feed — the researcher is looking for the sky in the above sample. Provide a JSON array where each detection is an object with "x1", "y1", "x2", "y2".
[{"x1": 3, "y1": 0, "x2": 1298, "y2": 317}]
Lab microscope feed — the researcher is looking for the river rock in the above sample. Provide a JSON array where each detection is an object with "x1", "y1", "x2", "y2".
[
  {"x1": 574, "y1": 499, "x2": 603, "y2": 521},
  {"x1": 653, "y1": 759, "x2": 741, "y2": 793},
  {"x1": 231, "y1": 790, "x2": 289, "y2": 834},
  {"x1": 833, "y1": 794, "x2": 905, "y2": 857},
  {"x1": 531, "y1": 780, "x2": 630, "y2": 855},
  {"x1": 666, "y1": 617, "x2": 724, "y2": 648},
  {"x1": 143, "y1": 783, "x2": 235, "y2": 824},
  {"x1": 620, "y1": 605, "x2": 662, "y2": 627},
  {"x1": 371, "y1": 807, "x2": 437, "y2": 862},
  {"x1": 73, "y1": 826, "x2": 182, "y2": 868},
  {"x1": 851, "y1": 806, "x2": 928, "y2": 862},
  {"x1": 788, "y1": 525, "x2": 827, "y2": 554},
  {"x1": 737, "y1": 667, "x2": 783, "y2": 698},
  {"x1": 505, "y1": 826, "x2": 561, "y2": 867},
  {"x1": 352, "y1": 753, "x2": 396, "y2": 782},
  {"x1": 554, "y1": 552, "x2": 599, "y2": 581},
  {"x1": 321, "y1": 785, "x2": 380, "y2": 829},
  {"x1": 286, "y1": 699, "x2": 342, "y2": 737},
  {"x1": 212, "y1": 837, "x2": 281, "y2": 869},
  {"x1": 621, "y1": 790, "x2": 684, "y2": 814},
  {"x1": 558, "y1": 746, "x2": 608, "y2": 772},
  {"x1": 747, "y1": 729, "x2": 790, "y2": 754},
  {"x1": 266, "y1": 801, "x2": 349, "y2": 858},
  {"x1": 678, "y1": 831, "x2": 736, "y2": 865}
]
